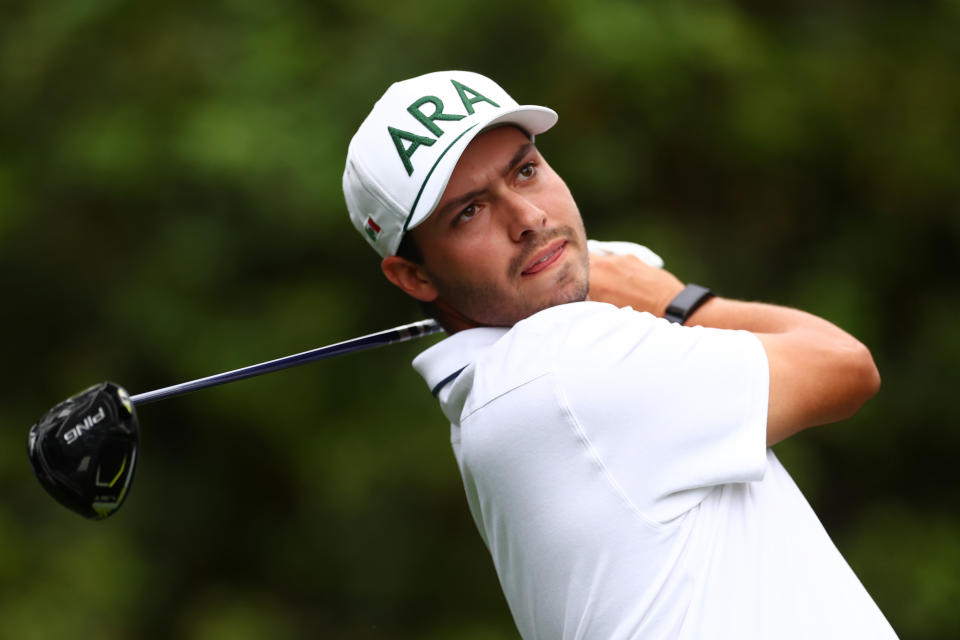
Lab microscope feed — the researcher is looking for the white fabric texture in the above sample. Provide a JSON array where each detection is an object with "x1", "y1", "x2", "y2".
[{"x1": 413, "y1": 301, "x2": 897, "y2": 640}]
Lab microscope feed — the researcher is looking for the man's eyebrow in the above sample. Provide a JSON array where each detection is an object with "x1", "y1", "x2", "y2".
[
  {"x1": 434, "y1": 141, "x2": 537, "y2": 221},
  {"x1": 501, "y1": 141, "x2": 535, "y2": 176},
  {"x1": 434, "y1": 187, "x2": 486, "y2": 221}
]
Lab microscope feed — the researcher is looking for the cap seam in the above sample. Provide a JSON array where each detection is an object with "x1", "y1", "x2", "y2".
[
  {"x1": 348, "y1": 154, "x2": 408, "y2": 220},
  {"x1": 403, "y1": 122, "x2": 479, "y2": 233}
]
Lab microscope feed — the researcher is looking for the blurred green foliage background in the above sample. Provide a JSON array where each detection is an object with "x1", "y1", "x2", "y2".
[{"x1": 1, "y1": 0, "x2": 958, "y2": 638}]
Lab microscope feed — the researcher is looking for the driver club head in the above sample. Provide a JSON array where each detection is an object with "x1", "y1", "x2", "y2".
[{"x1": 27, "y1": 382, "x2": 139, "y2": 520}]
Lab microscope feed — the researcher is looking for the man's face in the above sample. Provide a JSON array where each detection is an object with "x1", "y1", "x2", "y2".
[{"x1": 409, "y1": 126, "x2": 589, "y2": 327}]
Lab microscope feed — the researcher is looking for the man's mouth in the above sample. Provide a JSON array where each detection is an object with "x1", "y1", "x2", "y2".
[{"x1": 521, "y1": 240, "x2": 567, "y2": 275}]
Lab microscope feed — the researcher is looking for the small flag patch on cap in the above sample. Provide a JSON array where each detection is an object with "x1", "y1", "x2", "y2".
[{"x1": 364, "y1": 217, "x2": 382, "y2": 241}]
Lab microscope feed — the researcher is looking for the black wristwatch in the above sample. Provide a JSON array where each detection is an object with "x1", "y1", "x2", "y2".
[{"x1": 664, "y1": 284, "x2": 714, "y2": 324}]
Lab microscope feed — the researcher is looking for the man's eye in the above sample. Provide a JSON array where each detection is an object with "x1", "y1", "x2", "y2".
[
  {"x1": 455, "y1": 204, "x2": 477, "y2": 225},
  {"x1": 518, "y1": 162, "x2": 537, "y2": 180}
]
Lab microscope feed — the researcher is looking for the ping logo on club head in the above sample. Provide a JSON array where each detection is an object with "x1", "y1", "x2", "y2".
[{"x1": 63, "y1": 406, "x2": 106, "y2": 444}]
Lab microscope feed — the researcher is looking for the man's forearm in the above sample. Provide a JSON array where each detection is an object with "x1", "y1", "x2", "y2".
[
  {"x1": 587, "y1": 253, "x2": 881, "y2": 445},
  {"x1": 687, "y1": 297, "x2": 881, "y2": 445},
  {"x1": 686, "y1": 296, "x2": 843, "y2": 335}
]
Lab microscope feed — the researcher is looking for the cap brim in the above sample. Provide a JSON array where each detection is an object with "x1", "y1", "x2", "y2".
[{"x1": 401, "y1": 104, "x2": 558, "y2": 235}]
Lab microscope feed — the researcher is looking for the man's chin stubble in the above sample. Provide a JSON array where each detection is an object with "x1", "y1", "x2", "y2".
[
  {"x1": 512, "y1": 262, "x2": 590, "y2": 321},
  {"x1": 433, "y1": 246, "x2": 590, "y2": 327}
]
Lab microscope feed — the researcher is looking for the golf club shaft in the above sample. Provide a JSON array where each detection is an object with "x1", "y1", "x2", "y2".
[{"x1": 130, "y1": 319, "x2": 442, "y2": 405}]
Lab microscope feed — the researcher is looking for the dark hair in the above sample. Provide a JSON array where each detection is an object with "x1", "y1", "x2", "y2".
[
  {"x1": 395, "y1": 232, "x2": 423, "y2": 264},
  {"x1": 395, "y1": 233, "x2": 438, "y2": 321}
]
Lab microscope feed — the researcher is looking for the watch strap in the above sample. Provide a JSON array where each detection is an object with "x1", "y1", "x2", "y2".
[{"x1": 664, "y1": 284, "x2": 714, "y2": 324}]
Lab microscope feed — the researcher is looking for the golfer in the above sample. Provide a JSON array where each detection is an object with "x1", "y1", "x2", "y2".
[{"x1": 343, "y1": 71, "x2": 897, "y2": 639}]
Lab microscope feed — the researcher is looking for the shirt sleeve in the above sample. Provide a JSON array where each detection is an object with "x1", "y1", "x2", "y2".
[{"x1": 554, "y1": 304, "x2": 770, "y2": 523}]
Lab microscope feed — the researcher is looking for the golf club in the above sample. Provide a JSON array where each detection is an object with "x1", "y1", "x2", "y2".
[{"x1": 27, "y1": 319, "x2": 442, "y2": 520}]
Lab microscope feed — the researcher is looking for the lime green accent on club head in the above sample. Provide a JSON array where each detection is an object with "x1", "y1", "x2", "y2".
[
  {"x1": 92, "y1": 503, "x2": 115, "y2": 519},
  {"x1": 108, "y1": 455, "x2": 127, "y2": 488},
  {"x1": 118, "y1": 387, "x2": 133, "y2": 414}
]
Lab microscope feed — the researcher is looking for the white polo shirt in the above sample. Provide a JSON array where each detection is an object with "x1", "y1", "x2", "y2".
[{"x1": 413, "y1": 302, "x2": 896, "y2": 639}]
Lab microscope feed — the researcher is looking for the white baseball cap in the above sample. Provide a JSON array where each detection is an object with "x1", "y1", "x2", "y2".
[{"x1": 343, "y1": 71, "x2": 558, "y2": 257}]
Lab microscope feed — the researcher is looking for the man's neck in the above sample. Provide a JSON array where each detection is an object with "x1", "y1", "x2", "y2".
[{"x1": 431, "y1": 300, "x2": 486, "y2": 335}]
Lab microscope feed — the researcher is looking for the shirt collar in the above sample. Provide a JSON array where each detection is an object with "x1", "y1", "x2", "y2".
[{"x1": 412, "y1": 326, "x2": 508, "y2": 394}]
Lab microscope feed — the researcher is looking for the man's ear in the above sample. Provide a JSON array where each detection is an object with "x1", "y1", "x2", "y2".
[{"x1": 381, "y1": 256, "x2": 439, "y2": 303}]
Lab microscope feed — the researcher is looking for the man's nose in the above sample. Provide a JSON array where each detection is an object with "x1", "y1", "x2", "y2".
[{"x1": 502, "y1": 191, "x2": 547, "y2": 242}]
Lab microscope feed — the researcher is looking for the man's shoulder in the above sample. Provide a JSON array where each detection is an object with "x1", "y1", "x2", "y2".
[
  {"x1": 512, "y1": 300, "x2": 657, "y2": 338},
  {"x1": 414, "y1": 301, "x2": 665, "y2": 409},
  {"x1": 477, "y1": 301, "x2": 662, "y2": 381},
  {"x1": 501, "y1": 301, "x2": 662, "y2": 360}
]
